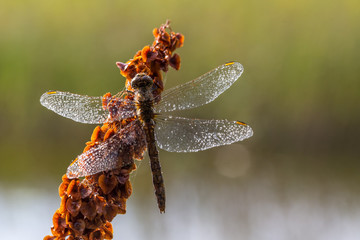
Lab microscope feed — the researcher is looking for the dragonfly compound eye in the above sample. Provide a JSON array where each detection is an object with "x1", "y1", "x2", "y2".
[{"x1": 131, "y1": 73, "x2": 153, "y2": 90}]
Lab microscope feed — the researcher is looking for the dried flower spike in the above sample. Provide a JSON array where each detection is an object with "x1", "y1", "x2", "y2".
[{"x1": 43, "y1": 21, "x2": 184, "y2": 240}]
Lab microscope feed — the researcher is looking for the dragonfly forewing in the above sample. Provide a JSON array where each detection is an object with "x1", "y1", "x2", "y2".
[
  {"x1": 40, "y1": 91, "x2": 108, "y2": 124},
  {"x1": 154, "y1": 62, "x2": 243, "y2": 113},
  {"x1": 154, "y1": 116, "x2": 253, "y2": 152}
]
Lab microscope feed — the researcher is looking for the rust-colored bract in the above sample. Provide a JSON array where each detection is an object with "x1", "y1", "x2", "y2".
[{"x1": 42, "y1": 21, "x2": 253, "y2": 240}]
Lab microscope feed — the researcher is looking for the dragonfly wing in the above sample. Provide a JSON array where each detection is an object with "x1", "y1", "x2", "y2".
[
  {"x1": 67, "y1": 120, "x2": 146, "y2": 178},
  {"x1": 154, "y1": 116, "x2": 253, "y2": 152},
  {"x1": 67, "y1": 134, "x2": 122, "y2": 178},
  {"x1": 40, "y1": 91, "x2": 108, "y2": 124},
  {"x1": 154, "y1": 62, "x2": 243, "y2": 113}
]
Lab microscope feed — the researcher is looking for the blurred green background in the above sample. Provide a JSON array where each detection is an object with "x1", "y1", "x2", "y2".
[{"x1": 1, "y1": 0, "x2": 359, "y2": 239}]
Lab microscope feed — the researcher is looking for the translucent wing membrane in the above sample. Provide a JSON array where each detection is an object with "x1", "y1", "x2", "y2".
[
  {"x1": 154, "y1": 62, "x2": 244, "y2": 113},
  {"x1": 40, "y1": 91, "x2": 108, "y2": 124},
  {"x1": 155, "y1": 116, "x2": 253, "y2": 152},
  {"x1": 67, "y1": 120, "x2": 147, "y2": 178},
  {"x1": 67, "y1": 134, "x2": 122, "y2": 178},
  {"x1": 108, "y1": 98, "x2": 137, "y2": 120}
]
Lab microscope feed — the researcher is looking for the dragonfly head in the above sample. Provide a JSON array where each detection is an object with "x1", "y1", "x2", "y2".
[{"x1": 131, "y1": 73, "x2": 153, "y2": 91}]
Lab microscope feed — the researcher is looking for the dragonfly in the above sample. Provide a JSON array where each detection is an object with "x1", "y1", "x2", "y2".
[{"x1": 40, "y1": 61, "x2": 253, "y2": 213}]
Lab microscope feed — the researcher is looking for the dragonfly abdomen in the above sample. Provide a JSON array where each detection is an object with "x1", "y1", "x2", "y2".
[
  {"x1": 143, "y1": 123, "x2": 166, "y2": 213},
  {"x1": 137, "y1": 99, "x2": 166, "y2": 213}
]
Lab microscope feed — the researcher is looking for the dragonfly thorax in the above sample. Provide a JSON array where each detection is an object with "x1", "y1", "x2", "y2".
[{"x1": 131, "y1": 73, "x2": 155, "y2": 125}]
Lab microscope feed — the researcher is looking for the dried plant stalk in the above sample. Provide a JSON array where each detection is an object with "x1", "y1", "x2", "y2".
[{"x1": 44, "y1": 21, "x2": 184, "y2": 240}]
